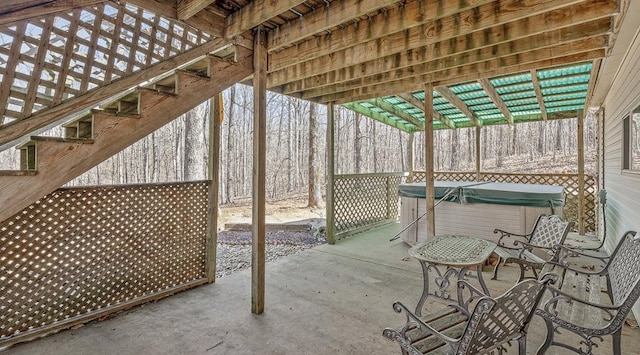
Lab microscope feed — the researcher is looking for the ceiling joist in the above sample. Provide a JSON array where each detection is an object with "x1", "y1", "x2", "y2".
[
  {"x1": 177, "y1": 0, "x2": 216, "y2": 20},
  {"x1": 435, "y1": 86, "x2": 482, "y2": 127},
  {"x1": 396, "y1": 93, "x2": 456, "y2": 130},
  {"x1": 530, "y1": 69, "x2": 549, "y2": 120},
  {"x1": 479, "y1": 79, "x2": 514, "y2": 125},
  {"x1": 223, "y1": 0, "x2": 308, "y2": 39},
  {"x1": 365, "y1": 98, "x2": 424, "y2": 129}
]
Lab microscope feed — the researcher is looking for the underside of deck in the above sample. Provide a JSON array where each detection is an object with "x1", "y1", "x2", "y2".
[{"x1": 4, "y1": 224, "x2": 639, "y2": 355}]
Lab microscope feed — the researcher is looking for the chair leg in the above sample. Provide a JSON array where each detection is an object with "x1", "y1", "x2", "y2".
[
  {"x1": 536, "y1": 318, "x2": 554, "y2": 355},
  {"x1": 517, "y1": 335, "x2": 526, "y2": 355},
  {"x1": 517, "y1": 262, "x2": 526, "y2": 283},
  {"x1": 491, "y1": 256, "x2": 503, "y2": 280},
  {"x1": 612, "y1": 328, "x2": 622, "y2": 355}
]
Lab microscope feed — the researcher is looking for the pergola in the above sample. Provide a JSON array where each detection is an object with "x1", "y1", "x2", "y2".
[{"x1": 0, "y1": 0, "x2": 628, "y2": 346}]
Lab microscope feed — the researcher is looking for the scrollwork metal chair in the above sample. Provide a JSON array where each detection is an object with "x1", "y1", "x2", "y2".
[
  {"x1": 382, "y1": 273, "x2": 557, "y2": 355},
  {"x1": 492, "y1": 214, "x2": 574, "y2": 282},
  {"x1": 535, "y1": 230, "x2": 640, "y2": 355}
]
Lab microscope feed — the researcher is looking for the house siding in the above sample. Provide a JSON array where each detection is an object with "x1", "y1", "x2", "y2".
[{"x1": 602, "y1": 26, "x2": 640, "y2": 319}]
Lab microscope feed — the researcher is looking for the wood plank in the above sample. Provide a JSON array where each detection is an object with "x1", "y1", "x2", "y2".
[
  {"x1": 325, "y1": 103, "x2": 336, "y2": 244},
  {"x1": 280, "y1": 16, "x2": 612, "y2": 94},
  {"x1": 177, "y1": 0, "x2": 215, "y2": 20},
  {"x1": 0, "y1": 22, "x2": 26, "y2": 122},
  {"x1": 577, "y1": 109, "x2": 585, "y2": 234},
  {"x1": 267, "y1": 0, "x2": 398, "y2": 51},
  {"x1": 53, "y1": 10, "x2": 80, "y2": 104},
  {"x1": 0, "y1": 38, "x2": 235, "y2": 151},
  {"x1": 205, "y1": 93, "x2": 222, "y2": 283},
  {"x1": 0, "y1": 45, "x2": 253, "y2": 223},
  {"x1": 269, "y1": 0, "x2": 595, "y2": 71},
  {"x1": 396, "y1": 93, "x2": 455, "y2": 129},
  {"x1": 530, "y1": 69, "x2": 548, "y2": 120},
  {"x1": 584, "y1": 58, "x2": 602, "y2": 109},
  {"x1": 424, "y1": 83, "x2": 435, "y2": 239},
  {"x1": 224, "y1": 0, "x2": 308, "y2": 40},
  {"x1": 476, "y1": 126, "x2": 482, "y2": 181},
  {"x1": 316, "y1": 49, "x2": 606, "y2": 104},
  {"x1": 0, "y1": 0, "x2": 103, "y2": 26},
  {"x1": 408, "y1": 132, "x2": 414, "y2": 182},
  {"x1": 436, "y1": 86, "x2": 481, "y2": 127},
  {"x1": 479, "y1": 78, "x2": 513, "y2": 125},
  {"x1": 252, "y1": 27, "x2": 267, "y2": 315}
]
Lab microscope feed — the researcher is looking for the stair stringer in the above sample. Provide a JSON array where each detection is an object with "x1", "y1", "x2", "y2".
[{"x1": 0, "y1": 52, "x2": 252, "y2": 223}]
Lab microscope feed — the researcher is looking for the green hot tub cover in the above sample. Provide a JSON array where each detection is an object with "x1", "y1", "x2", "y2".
[
  {"x1": 398, "y1": 181, "x2": 484, "y2": 201},
  {"x1": 398, "y1": 181, "x2": 565, "y2": 208}
]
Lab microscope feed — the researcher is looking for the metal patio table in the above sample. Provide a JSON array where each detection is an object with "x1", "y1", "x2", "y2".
[{"x1": 408, "y1": 235, "x2": 496, "y2": 316}]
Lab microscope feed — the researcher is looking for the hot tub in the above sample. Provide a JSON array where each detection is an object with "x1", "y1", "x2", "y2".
[{"x1": 399, "y1": 181, "x2": 565, "y2": 245}]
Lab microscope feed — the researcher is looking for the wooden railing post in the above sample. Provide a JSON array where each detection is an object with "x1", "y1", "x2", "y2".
[
  {"x1": 205, "y1": 93, "x2": 222, "y2": 284},
  {"x1": 326, "y1": 102, "x2": 336, "y2": 244},
  {"x1": 578, "y1": 109, "x2": 585, "y2": 234}
]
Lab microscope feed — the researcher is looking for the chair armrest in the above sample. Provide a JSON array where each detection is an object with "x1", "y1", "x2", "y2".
[
  {"x1": 554, "y1": 245, "x2": 610, "y2": 270},
  {"x1": 494, "y1": 229, "x2": 531, "y2": 247},
  {"x1": 537, "y1": 286, "x2": 618, "y2": 330},
  {"x1": 543, "y1": 260, "x2": 601, "y2": 277},
  {"x1": 389, "y1": 301, "x2": 459, "y2": 352},
  {"x1": 517, "y1": 241, "x2": 555, "y2": 259},
  {"x1": 456, "y1": 280, "x2": 489, "y2": 313}
]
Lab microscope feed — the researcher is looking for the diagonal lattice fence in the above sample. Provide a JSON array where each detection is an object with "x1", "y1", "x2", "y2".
[
  {"x1": 333, "y1": 173, "x2": 405, "y2": 239},
  {"x1": 0, "y1": 181, "x2": 210, "y2": 347},
  {"x1": 412, "y1": 171, "x2": 597, "y2": 233}
]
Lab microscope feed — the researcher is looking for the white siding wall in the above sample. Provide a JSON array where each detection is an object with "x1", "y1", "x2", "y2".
[{"x1": 602, "y1": 27, "x2": 640, "y2": 319}]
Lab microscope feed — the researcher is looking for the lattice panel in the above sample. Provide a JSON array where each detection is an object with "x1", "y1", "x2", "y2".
[
  {"x1": 412, "y1": 171, "x2": 597, "y2": 232},
  {"x1": 333, "y1": 173, "x2": 404, "y2": 238},
  {"x1": 0, "y1": 182, "x2": 209, "y2": 344},
  {"x1": 0, "y1": 2, "x2": 211, "y2": 125}
]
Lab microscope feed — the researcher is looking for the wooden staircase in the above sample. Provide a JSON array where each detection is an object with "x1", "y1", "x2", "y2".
[{"x1": 0, "y1": 48, "x2": 252, "y2": 222}]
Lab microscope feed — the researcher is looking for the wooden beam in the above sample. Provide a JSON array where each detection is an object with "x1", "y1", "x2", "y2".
[
  {"x1": 269, "y1": 0, "x2": 596, "y2": 71},
  {"x1": 584, "y1": 58, "x2": 602, "y2": 109},
  {"x1": 341, "y1": 102, "x2": 416, "y2": 133},
  {"x1": 475, "y1": 126, "x2": 482, "y2": 181},
  {"x1": 407, "y1": 132, "x2": 414, "y2": 182},
  {"x1": 286, "y1": 19, "x2": 611, "y2": 97},
  {"x1": 224, "y1": 0, "x2": 307, "y2": 40},
  {"x1": 396, "y1": 93, "x2": 456, "y2": 129},
  {"x1": 366, "y1": 98, "x2": 424, "y2": 129},
  {"x1": 326, "y1": 103, "x2": 335, "y2": 244},
  {"x1": 267, "y1": 0, "x2": 398, "y2": 51},
  {"x1": 205, "y1": 93, "x2": 222, "y2": 283},
  {"x1": 316, "y1": 49, "x2": 605, "y2": 104},
  {"x1": 479, "y1": 78, "x2": 513, "y2": 125},
  {"x1": 530, "y1": 69, "x2": 548, "y2": 121},
  {"x1": 0, "y1": 0, "x2": 103, "y2": 26},
  {"x1": 177, "y1": 0, "x2": 215, "y2": 20},
  {"x1": 436, "y1": 86, "x2": 481, "y2": 127},
  {"x1": 0, "y1": 38, "x2": 236, "y2": 151},
  {"x1": 252, "y1": 27, "x2": 267, "y2": 315},
  {"x1": 424, "y1": 83, "x2": 435, "y2": 240},
  {"x1": 577, "y1": 109, "x2": 585, "y2": 234}
]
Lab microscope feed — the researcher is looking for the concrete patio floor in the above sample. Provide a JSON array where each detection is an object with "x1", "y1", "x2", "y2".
[{"x1": 4, "y1": 223, "x2": 639, "y2": 354}]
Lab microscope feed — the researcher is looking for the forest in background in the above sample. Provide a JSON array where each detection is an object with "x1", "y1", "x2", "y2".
[{"x1": 0, "y1": 83, "x2": 597, "y2": 205}]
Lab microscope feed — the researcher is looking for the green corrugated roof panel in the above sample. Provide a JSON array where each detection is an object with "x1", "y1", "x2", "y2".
[
  {"x1": 466, "y1": 98, "x2": 494, "y2": 106},
  {"x1": 504, "y1": 98, "x2": 539, "y2": 107},
  {"x1": 537, "y1": 63, "x2": 592, "y2": 79},
  {"x1": 342, "y1": 61, "x2": 594, "y2": 131},
  {"x1": 541, "y1": 84, "x2": 589, "y2": 95},
  {"x1": 450, "y1": 82, "x2": 482, "y2": 93},
  {"x1": 501, "y1": 92, "x2": 537, "y2": 102},
  {"x1": 539, "y1": 75, "x2": 590, "y2": 88},
  {"x1": 495, "y1": 83, "x2": 534, "y2": 94},
  {"x1": 491, "y1": 73, "x2": 532, "y2": 87}
]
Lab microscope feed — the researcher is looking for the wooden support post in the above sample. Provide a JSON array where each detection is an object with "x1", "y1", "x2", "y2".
[
  {"x1": 578, "y1": 109, "x2": 585, "y2": 234},
  {"x1": 205, "y1": 93, "x2": 222, "y2": 283},
  {"x1": 326, "y1": 102, "x2": 336, "y2": 244},
  {"x1": 407, "y1": 132, "x2": 415, "y2": 182},
  {"x1": 252, "y1": 28, "x2": 267, "y2": 314},
  {"x1": 476, "y1": 126, "x2": 482, "y2": 181},
  {"x1": 424, "y1": 83, "x2": 436, "y2": 239}
]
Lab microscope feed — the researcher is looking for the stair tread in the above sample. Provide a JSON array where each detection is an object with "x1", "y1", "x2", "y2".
[
  {"x1": 91, "y1": 109, "x2": 141, "y2": 119},
  {"x1": 137, "y1": 86, "x2": 178, "y2": 97},
  {"x1": 0, "y1": 170, "x2": 37, "y2": 176},
  {"x1": 30, "y1": 136, "x2": 95, "y2": 144}
]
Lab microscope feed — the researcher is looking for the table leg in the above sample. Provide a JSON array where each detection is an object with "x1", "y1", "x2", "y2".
[
  {"x1": 476, "y1": 264, "x2": 490, "y2": 296},
  {"x1": 415, "y1": 261, "x2": 430, "y2": 317}
]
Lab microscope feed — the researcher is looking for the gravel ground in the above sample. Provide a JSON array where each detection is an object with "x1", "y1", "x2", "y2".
[{"x1": 216, "y1": 230, "x2": 326, "y2": 278}]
